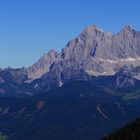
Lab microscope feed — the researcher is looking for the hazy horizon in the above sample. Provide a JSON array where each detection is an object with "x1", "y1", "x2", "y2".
[{"x1": 0, "y1": 0, "x2": 140, "y2": 68}]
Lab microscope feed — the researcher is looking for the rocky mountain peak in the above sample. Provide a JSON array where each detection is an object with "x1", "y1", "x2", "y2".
[
  {"x1": 80, "y1": 24, "x2": 105, "y2": 38},
  {"x1": 46, "y1": 49, "x2": 58, "y2": 57},
  {"x1": 122, "y1": 25, "x2": 134, "y2": 32},
  {"x1": 118, "y1": 25, "x2": 135, "y2": 37},
  {"x1": 84, "y1": 24, "x2": 104, "y2": 33}
]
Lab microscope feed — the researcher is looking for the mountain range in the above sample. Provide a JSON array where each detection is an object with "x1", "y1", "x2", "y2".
[
  {"x1": 0, "y1": 24, "x2": 140, "y2": 140},
  {"x1": 1, "y1": 24, "x2": 140, "y2": 96}
]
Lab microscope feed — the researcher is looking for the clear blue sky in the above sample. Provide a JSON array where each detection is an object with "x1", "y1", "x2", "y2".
[{"x1": 0, "y1": 0, "x2": 140, "y2": 68}]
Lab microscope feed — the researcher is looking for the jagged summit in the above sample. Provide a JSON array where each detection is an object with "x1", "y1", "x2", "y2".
[
  {"x1": 122, "y1": 25, "x2": 134, "y2": 31},
  {"x1": 80, "y1": 24, "x2": 106, "y2": 39},
  {"x1": 83, "y1": 24, "x2": 104, "y2": 33},
  {"x1": 46, "y1": 49, "x2": 58, "y2": 56},
  {"x1": 118, "y1": 25, "x2": 135, "y2": 36},
  {"x1": 82, "y1": 24, "x2": 135, "y2": 37}
]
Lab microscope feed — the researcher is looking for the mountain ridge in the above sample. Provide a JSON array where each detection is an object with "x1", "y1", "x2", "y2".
[{"x1": 1, "y1": 24, "x2": 140, "y2": 95}]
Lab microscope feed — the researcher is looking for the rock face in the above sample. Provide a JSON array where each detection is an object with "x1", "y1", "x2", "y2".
[{"x1": 26, "y1": 24, "x2": 140, "y2": 90}]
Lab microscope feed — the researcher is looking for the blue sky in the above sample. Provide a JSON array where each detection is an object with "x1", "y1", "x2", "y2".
[{"x1": 0, "y1": 0, "x2": 140, "y2": 68}]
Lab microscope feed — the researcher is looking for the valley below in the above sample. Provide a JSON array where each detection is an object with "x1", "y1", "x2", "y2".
[{"x1": 0, "y1": 81, "x2": 140, "y2": 140}]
